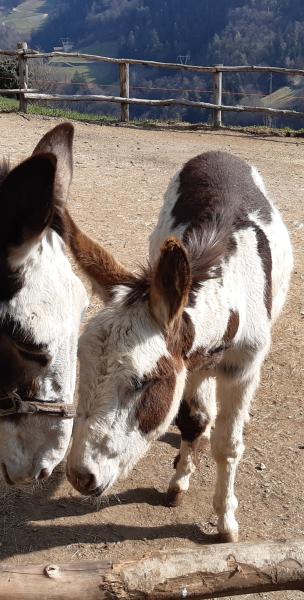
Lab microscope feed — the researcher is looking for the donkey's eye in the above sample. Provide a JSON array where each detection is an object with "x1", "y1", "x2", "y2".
[
  {"x1": 14, "y1": 342, "x2": 51, "y2": 367},
  {"x1": 130, "y1": 376, "x2": 143, "y2": 391},
  {"x1": 130, "y1": 376, "x2": 149, "y2": 393}
]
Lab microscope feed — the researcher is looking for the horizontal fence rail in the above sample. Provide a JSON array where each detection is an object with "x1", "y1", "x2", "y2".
[{"x1": 1, "y1": 43, "x2": 304, "y2": 125}]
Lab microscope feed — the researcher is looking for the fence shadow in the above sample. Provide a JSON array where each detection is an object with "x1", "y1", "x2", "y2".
[
  {"x1": 0, "y1": 475, "x2": 221, "y2": 560},
  {"x1": 0, "y1": 519, "x2": 220, "y2": 560}
]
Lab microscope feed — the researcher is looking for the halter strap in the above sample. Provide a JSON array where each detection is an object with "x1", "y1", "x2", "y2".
[{"x1": 0, "y1": 391, "x2": 76, "y2": 418}]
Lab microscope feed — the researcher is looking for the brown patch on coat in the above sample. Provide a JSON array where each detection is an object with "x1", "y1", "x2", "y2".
[
  {"x1": 186, "y1": 346, "x2": 223, "y2": 373},
  {"x1": 172, "y1": 152, "x2": 272, "y2": 231},
  {"x1": 166, "y1": 311, "x2": 195, "y2": 358},
  {"x1": 251, "y1": 222, "x2": 272, "y2": 318},
  {"x1": 65, "y1": 209, "x2": 134, "y2": 299},
  {"x1": 136, "y1": 356, "x2": 179, "y2": 434},
  {"x1": 176, "y1": 398, "x2": 209, "y2": 443},
  {"x1": 186, "y1": 310, "x2": 239, "y2": 374},
  {"x1": 223, "y1": 310, "x2": 240, "y2": 345},
  {"x1": 170, "y1": 152, "x2": 273, "y2": 307}
]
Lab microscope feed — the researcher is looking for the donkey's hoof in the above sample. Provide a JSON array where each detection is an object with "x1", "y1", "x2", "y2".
[
  {"x1": 218, "y1": 530, "x2": 239, "y2": 543},
  {"x1": 166, "y1": 487, "x2": 185, "y2": 507}
]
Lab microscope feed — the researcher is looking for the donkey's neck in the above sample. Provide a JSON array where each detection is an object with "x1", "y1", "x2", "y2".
[{"x1": 186, "y1": 277, "x2": 233, "y2": 355}]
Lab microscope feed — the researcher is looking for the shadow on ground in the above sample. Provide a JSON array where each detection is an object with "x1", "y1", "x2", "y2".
[{"x1": 0, "y1": 472, "x2": 219, "y2": 559}]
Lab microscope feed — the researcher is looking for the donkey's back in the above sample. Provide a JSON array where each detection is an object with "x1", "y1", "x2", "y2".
[{"x1": 150, "y1": 150, "x2": 292, "y2": 325}]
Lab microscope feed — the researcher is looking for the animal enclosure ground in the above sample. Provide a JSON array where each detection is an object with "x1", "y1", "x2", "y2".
[{"x1": 0, "y1": 114, "x2": 303, "y2": 600}]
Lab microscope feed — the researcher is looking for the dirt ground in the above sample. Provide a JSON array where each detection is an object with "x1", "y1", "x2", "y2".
[{"x1": 0, "y1": 113, "x2": 303, "y2": 600}]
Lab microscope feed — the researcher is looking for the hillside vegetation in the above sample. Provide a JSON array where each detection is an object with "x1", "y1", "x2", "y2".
[
  {"x1": 1, "y1": 0, "x2": 304, "y2": 125},
  {"x1": 29, "y1": 0, "x2": 304, "y2": 69}
]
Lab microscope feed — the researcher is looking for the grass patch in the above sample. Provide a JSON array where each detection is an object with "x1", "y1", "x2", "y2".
[
  {"x1": 0, "y1": 96, "x2": 117, "y2": 123},
  {"x1": 1, "y1": 96, "x2": 304, "y2": 136},
  {"x1": 28, "y1": 103, "x2": 117, "y2": 123},
  {"x1": 48, "y1": 61, "x2": 96, "y2": 83},
  {"x1": 5, "y1": 0, "x2": 49, "y2": 36},
  {"x1": 0, "y1": 96, "x2": 18, "y2": 111}
]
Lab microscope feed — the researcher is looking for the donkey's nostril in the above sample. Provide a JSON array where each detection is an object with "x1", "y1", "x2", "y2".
[
  {"x1": 38, "y1": 468, "x2": 51, "y2": 481},
  {"x1": 67, "y1": 468, "x2": 97, "y2": 495}
]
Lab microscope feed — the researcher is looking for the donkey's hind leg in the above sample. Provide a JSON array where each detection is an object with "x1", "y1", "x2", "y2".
[{"x1": 167, "y1": 377, "x2": 216, "y2": 506}]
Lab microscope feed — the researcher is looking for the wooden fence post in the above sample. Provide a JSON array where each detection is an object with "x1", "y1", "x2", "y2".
[
  {"x1": 119, "y1": 62, "x2": 129, "y2": 122},
  {"x1": 213, "y1": 63, "x2": 223, "y2": 128},
  {"x1": 17, "y1": 42, "x2": 28, "y2": 113}
]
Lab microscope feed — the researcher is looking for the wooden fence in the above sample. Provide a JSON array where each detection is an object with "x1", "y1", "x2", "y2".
[{"x1": 1, "y1": 42, "x2": 304, "y2": 126}]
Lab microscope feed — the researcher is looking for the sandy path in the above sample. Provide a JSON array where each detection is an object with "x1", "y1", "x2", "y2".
[{"x1": 0, "y1": 113, "x2": 303, "y2": 600}]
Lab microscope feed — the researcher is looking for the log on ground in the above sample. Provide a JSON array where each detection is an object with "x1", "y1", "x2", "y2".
[{"x1": 0, "y1": 539, "x2": 304, "y2": 599}]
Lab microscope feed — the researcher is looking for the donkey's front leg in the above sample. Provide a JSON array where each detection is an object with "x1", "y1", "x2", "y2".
[
  {"x1": 167, "y1": 377, "x2": 216, "y2": 506},
  {"x1": 211, "y1": 366, "x2": 261, "y2": 542}
]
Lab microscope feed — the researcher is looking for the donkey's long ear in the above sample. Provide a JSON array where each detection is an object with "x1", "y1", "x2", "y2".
[
  {"x1": 65, "y1": 210, "x2": 133, "y2": 302},
  {"x1": 32, "y1": 122, "x2": 73, "y2": 204},
  {"x1": 149, "y1": 238, "x2": 191, "y2": 330},
  {"x1": 0, "y1": 153, "x2": 57, "y2": 256}
]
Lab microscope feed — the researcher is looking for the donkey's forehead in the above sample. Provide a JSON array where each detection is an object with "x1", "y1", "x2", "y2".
[
  {"x1": 2, "y1": 233, "x2": 87, "y2": 345},
  {"x1": 80, "y1": 302, "x2": 168, "y2": 376}
]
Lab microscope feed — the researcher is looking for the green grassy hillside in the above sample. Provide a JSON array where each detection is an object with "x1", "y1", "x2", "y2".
[{"x1": 1, "y1": 0, "x2": 61, "y2": 37}]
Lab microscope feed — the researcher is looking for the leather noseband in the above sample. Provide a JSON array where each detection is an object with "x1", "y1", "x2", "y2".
[{"x1": 0, "y1": 391, "x2": 76, "y2": 418}]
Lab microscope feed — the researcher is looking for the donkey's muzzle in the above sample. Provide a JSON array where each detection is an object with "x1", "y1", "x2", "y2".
[
  {"x1": 67, "y1": 467, "x2": 101, "y2": 496},
  {"x1": 1, "y1": 462, "x2": 52, "y2": 486}
]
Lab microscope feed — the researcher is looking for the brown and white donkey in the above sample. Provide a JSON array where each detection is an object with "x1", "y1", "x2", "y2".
[
  {"x1": 66, "y1": 151, "x2": 293, "y2": 542},
  {"x1": 0, "y1": 124, "x2": 88, "y2": 486}
]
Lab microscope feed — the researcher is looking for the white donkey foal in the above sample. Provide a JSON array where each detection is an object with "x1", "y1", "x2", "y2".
[{"x1": 66, "y1": 151, "x2": 292, "y2": 542}]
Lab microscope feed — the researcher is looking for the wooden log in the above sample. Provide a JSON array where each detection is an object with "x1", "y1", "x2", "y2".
[
  {"x1": 213, "y1": 64, "x2": 223, "y2": 128},
  {"x1": 24, "y1": 92, "x2": 304, "y2": 120},
  {"x1": 0, "y1": 539, "x2": 303, "y2": 599},
  {"x1": 17, "y1": 42, "x2": 28, "y2": 113},
  {"x1": 119, "y1": 62, "x2": 130, "y2": 122}
]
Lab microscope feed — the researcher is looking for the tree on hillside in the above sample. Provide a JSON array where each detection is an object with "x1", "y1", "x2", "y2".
[{"x1": 0, "y1": 57, "x2": 18, "y2": 90}]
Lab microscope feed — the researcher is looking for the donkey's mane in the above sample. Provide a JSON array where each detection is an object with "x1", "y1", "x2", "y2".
[
  {"x1": 185, "y1": 218, "x2": 235, "y2": 283},
  {"x1": 124, "y1": 216, "x2": 235, "y2": 308}
]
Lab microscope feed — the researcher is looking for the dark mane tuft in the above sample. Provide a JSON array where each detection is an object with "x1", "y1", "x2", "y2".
[
  {"x1": 185, "y1": 217, "x2": 236, "y2": 284},
  {"x1": 123, "y1": 266, "x2": 152, "y2": 306},
  {"x1": 123, "y1": 222, "x2": 233, "y2": 310}
]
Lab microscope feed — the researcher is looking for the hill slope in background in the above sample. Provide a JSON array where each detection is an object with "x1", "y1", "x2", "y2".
[
  {"x1": 30, "y1": 0, "x2": 304, "y2": 69},
  {"x1": 2, "y1": 0, "x2": 304, "y2": 125}
]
